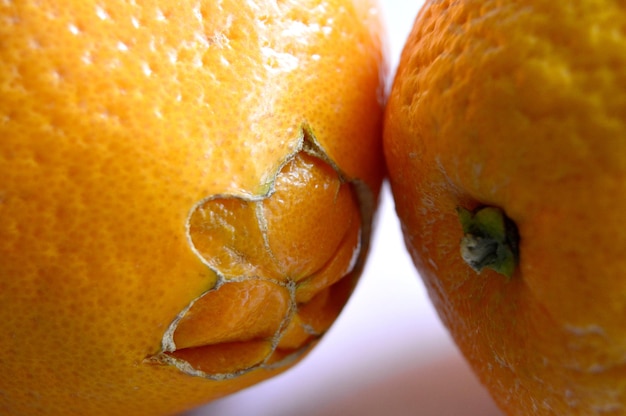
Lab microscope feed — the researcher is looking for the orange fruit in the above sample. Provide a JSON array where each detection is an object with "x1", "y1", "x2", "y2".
[
  {"x1": 384, "y1": 1, "x2": 626, "y2": 415},
  {"x1": 0, "y1": 0, "x2": 386, "y2": 415}
]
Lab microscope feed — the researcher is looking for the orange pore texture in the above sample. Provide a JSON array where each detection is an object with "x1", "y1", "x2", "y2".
[
  {"x1": 385, "y1": 0, "x2": 626, "y2": 415},
  {"x1": 0, "y1": 0, "x2": 386, "y2": 415}
]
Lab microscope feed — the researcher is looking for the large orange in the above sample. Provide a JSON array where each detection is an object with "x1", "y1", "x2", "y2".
[
  {"x1": 384, "y1": 1, "x2": 626, "y2": 415},
  {"x1": 0, "y1": 1, "x2": 386, "y2": 415}
]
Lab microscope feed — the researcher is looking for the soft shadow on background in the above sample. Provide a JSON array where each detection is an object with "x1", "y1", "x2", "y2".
[
  {"x1": 186, "y1": 2, "x2": 504, "y2": 415},
  {"x1": 283, "y1": 353, "x2": 502, "y2": 416},
  {"x1": 196, "y1": 351, "x2": 503, "y2": 416}
]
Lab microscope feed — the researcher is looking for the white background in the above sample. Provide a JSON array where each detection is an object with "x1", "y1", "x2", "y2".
[{"x1": 188, "y1": 2, "x2": 503, "y2": 415}]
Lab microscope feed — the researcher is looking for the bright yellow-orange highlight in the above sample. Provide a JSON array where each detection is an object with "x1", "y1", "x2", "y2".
[
  {"x1": 385, "y1": 1, "x2": 626, "y2": 415},
  {"x1": 0, "y1": 1, "x2": 386, "y2": 415}
]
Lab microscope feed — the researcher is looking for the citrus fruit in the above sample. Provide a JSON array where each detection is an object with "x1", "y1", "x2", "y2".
[
  {"x1": 0, "y1": 0, "x2": 387, "y2": 415},
  {"x1": 384, "y1": 0, "x2": 626, "y2": 414}
]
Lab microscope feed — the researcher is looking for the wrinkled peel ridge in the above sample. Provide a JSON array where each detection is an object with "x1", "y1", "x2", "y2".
[{"x1": 146, "y1": 123, "x2": 376, "y2": 380}]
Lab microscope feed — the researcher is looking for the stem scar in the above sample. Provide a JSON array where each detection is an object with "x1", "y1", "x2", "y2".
[{"x1": 457, "y1": 206, "x2": 520, "y2": 278}]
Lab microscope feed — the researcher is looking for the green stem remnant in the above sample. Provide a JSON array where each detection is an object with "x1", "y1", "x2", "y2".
[{"x1": 457, "y1": 206, "x2": 519, "y2": 278}]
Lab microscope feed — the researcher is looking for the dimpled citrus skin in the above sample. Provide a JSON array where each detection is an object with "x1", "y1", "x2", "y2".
[
  {"x1": 0, "y1": 1, "x2": 386, "y2": 415},
  {"x1": 384, "y1": 1, "x2": 626, "y2": 415}
]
